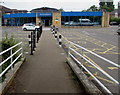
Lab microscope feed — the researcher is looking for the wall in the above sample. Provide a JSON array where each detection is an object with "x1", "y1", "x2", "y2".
[
  {"x1": 102, "y1": 12, "x2": 110, "y2": 27},
  {"x1": 52, "y1": 12, "x2": 61, "y2": 27}
]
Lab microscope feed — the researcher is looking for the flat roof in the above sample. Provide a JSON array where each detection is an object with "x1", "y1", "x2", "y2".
[{"x1": 3, "y1": 12, "x2": 103, "y2": 18}]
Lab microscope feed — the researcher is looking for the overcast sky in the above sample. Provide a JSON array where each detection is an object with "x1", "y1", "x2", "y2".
[{"x1": 1, "y1": 0, "x2": 119, "y2": 11}]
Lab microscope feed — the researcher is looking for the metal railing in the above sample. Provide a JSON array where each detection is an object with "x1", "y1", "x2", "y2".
[
  {"x1": 50, "y1": 26, "x2": 119, "y2": 94},
  {"x1": 0, "y1": 42, "x2": 23, "y2": 78},
  {"x1": 68, "y1": 42, "x2": 119, "y2": 94}
]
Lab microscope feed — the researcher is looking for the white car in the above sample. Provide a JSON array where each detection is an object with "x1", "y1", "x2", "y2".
[{"x1": 22, "y1": 23, "x2": 40, "y2": 31}]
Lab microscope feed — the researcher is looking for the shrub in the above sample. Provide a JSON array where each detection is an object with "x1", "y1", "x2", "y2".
[
  {"x1": 0, "y1": 33, "x2": 20, "y2": 82},
  {"x1": 110, "y1": 17, "x2": 120, "y2": 24}
]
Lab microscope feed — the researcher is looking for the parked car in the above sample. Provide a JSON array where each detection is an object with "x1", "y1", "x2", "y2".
[
  {"x1": 110, "y1": 21, "x2": 118, "y2": 25},
  {"x1": 64, "y1": 21, "x2": 77, "y2": 26},
  {"x1": 117, "y1": 24, "x2": 120, "y2": 35},
  {"x1": 22, "y1": 23, "x2": 40, "y2": 31},
  {"x1": 79, "y1": 19, "x2": 94, "y2": 26},
  {"x1": 64, "y1": 19, "x2": 100, "y2": 26}
]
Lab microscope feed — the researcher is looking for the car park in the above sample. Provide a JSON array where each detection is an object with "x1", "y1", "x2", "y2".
[{"x1": 22, "y1": 23, "x2": 40, "y2": 31}]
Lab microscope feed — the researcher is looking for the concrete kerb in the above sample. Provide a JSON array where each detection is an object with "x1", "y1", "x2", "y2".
[
  {"x1": 0, "y1": 57, "x2": 26, "y2": 95},
  {"x1": 66, "y1": 57, "x2": 103, "y2": 94}
]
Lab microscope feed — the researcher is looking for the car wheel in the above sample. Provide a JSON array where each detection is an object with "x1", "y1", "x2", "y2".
[{"x1": 23, "y1": 28, "x2": 27, "y2": 31}]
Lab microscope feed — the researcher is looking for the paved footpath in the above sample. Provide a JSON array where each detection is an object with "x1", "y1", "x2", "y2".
[{"x1": 6, "y1": 29, "x2": 85, "y2": 94}]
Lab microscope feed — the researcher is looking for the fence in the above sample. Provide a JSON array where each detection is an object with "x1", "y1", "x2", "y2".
[
  {"x1": 0, "y1": 42, "x2": 23, "y2": 93},
  {"x1": 51, "y1": 26, "x2": 120, "y2": 94}
]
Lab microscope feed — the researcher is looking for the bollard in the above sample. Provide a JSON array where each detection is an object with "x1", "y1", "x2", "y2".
[
  {"x1": 52, "y1": 29, "x2": 55, "y2": 34},
  {"x1": 59, "y1": 34, "x2": 62, "y2": 47},
  {"x1": 55, "y1": 31, "x2": 57, "y2": 39},
  {"x1": 28, "y1": 34, "x2": 31, "y2": 46},
  {"x1": 30, "y1": 32, "x2": 33, "y2": 55},
  {"x1": 37, "y1": 29, "x2": 39, "y2": 43},
  {"x1": 33, "y1": 30, "x2": 36, "y2": 51},
  {"x1": 39, "y1": 26, "x2": 42, "y2": 38},
  {"x1": 35, "y1": 29, "x2": 38, "y2": 43}
]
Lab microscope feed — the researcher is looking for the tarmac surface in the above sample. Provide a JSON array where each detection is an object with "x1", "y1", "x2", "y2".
[{"x1": 6, "y1": 30, "x2": 85, "y2": 94}]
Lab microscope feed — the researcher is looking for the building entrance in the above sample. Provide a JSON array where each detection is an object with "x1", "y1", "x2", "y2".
[
  {"x1": 45, "y1": 20, "x2": 49, "y2": 26},
  {"x1": 42, "y1": 17, "x2": 52, "y2": 27}
]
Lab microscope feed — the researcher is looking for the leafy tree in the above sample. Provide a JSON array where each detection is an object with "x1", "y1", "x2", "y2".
[
  {"x1": 82, "y1": 5, "x2": 99, "y2": 12},
  {"x1": 99, "y1": 1, "x2": 114, "y2": 12},
  {"x1": 87, "y1": 5, "x2": 99, "y2": 11},
  {"x1": 59, "y1": 8, "x2": 64, "y2": 12}
]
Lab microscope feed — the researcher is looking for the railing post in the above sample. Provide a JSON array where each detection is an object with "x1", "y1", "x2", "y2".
[
  {"x1": 10, "y1": 49, "x2": 13, "y2": 71},
  {"x1": 68, "y1": 42, "x2": 70, "y2": 58},
  {"x1": 21, "y1": 42, "x2": 23, "y2": 57},
  {"x1": 81, "y1": 49, "x2": 84, "y2": 58}
]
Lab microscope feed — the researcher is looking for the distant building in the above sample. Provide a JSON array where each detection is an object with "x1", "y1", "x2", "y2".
[
  {"x1": 30, "y1": 7, "x2": 59, "y2": 13},
  {"x1": 11, "y1": 9, "x2": 28, "y2": 13},
  {"x1": 110, "y1": 9, "x2": 118, "y2": 17},
  {"x1": 0, "y1": 5, "x2": 12, "y2": 14},
  {"x1": 0, "y1": 5, "x2": 28, "y2": 14},
  {"x1": 110, "y1": 1, "x2": 120, "y2": 18}
]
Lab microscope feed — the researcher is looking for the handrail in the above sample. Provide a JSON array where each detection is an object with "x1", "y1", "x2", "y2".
[
  {"x1": 0, "y1": 48, "x2": 22, "y2": 67},
  {"x1": 70, "y1": 41, "x2": 120, "y2": 68},
  {"x1": 70, "y1": 53, "x2": 112, "y2": 94},
  {"x1": 67, "y1": 41, "x2": 119, "y2": 94},
  {"x1": 70, "y1": 47, "x2": 119, "y2": 84},
  {"x1": 0, "y1": 42, "x2": 22, "y2": 56},
  {"x1": 0, "y1": 42, "x2": 23, "y2": 78}
]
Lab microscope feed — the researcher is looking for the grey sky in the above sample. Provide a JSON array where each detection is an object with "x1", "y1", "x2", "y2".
[{"x1": 1, "y1": 0, "x2": 119, "y2": 11}]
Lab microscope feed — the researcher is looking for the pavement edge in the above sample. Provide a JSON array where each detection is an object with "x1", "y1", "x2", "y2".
[
  {"x1": 1, "y1": 57, "x2": 26, "y2": 95},
  {"x1": 66, "y1": 57, "x2": 103, "y2": 94}
]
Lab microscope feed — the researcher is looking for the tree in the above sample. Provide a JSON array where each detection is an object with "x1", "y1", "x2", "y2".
[
  {"x1": 82, "y1": 5, "x2": 99, "y2": 12},
  {"x1": 59, "y1": 8, "x2": 64, "y2": 12},
  {"x1": 87, "y1": 5, "x2": 99, "y2": 11},
  {"x1": 99, "y1": 1, "x2": 114, "y2": 12}
]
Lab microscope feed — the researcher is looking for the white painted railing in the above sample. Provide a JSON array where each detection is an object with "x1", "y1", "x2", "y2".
[
  {"x1": 0, "y1": 42, "x2": 23, "y2": 79},
  {"x1": 67, "y1": 41, "x2": 119, "y2": 94}
]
